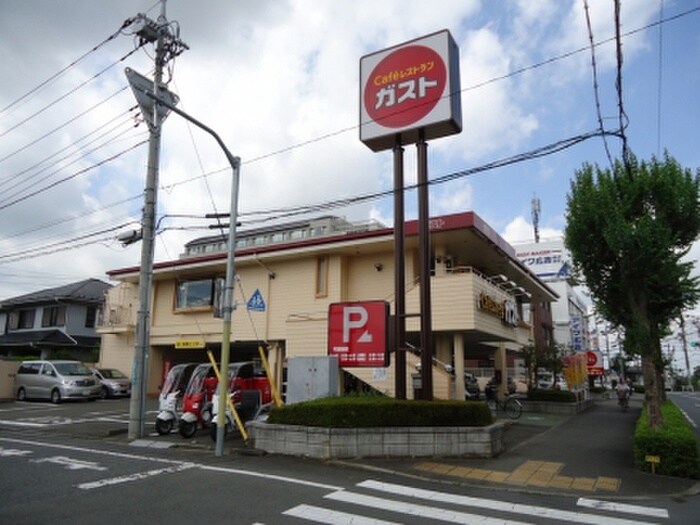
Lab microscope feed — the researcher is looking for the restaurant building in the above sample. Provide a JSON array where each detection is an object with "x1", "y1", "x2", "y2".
[{"x1": 97, "y1": 212, "x2": 557, "y2": 400}]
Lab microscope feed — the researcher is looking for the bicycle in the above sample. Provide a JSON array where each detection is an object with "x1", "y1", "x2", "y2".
[
  {"x1": 489, "y1": 393, "x2": 523, "y2": 419},
  {"x1": 617, "y1": 390, "x2": 629, "y2": 412}
]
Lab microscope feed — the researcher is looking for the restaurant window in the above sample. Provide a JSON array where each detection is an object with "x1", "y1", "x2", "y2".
[{"x1": 176, "y1": 279, "x2": 217, "y2": 309}]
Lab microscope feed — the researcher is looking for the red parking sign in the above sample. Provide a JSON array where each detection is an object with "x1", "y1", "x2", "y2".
[{"x1": 328, "y1": 301, "x2": 389, "y2": 367}]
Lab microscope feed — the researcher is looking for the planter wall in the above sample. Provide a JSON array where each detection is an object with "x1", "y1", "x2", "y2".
[
  {"x1": 520, "y1": 398, "x2": 594, "y2": 415},
  {"x1": 248, "y1": 421, "x2": 504, "y2": 459}
]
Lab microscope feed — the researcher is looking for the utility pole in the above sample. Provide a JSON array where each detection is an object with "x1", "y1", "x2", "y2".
[{"x1": 125, "y1": 0, "x2": 188, "y2": 439}]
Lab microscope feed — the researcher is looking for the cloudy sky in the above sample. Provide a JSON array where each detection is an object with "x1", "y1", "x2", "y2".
[{"x1": 0, "y1": 0, "x2": 698, "y2": 311}]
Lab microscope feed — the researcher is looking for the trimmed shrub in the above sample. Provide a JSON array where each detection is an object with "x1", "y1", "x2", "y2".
[
  {"x1": 634, "y1": 401, "x2": 700, "y2": 479},
  {"x1": 527, "y1": 389, "x2": 577, "y2": 403},
  {"x1": 267, "y1": 396, "x2": 493, "y2": 428}
]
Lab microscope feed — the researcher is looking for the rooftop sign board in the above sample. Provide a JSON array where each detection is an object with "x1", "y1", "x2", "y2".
[{"x1": 359, "y1": 29, "x2": 462, "y2": 151}]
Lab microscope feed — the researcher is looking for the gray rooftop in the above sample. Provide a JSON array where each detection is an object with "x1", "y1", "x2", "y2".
[{"x1": 0, "y1": 279, "x2": 112, "y2": 308}]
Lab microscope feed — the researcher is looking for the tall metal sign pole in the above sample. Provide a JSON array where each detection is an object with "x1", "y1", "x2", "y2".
[
  {"x1": 393, "y1": 138, "x2": 406, "y2": 398},
  {"x1": 360, "y1": 30, "x2": 461, "y2": 400},
  {"x1": 416, "y1": 132, "x2": 433, "y2": 399}
]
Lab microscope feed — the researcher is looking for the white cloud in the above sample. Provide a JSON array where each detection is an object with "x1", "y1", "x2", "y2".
[{"x1": 501, "y1": 215, "x2": 562, "y2": 244}]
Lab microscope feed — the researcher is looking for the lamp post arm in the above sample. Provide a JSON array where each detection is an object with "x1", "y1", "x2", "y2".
[
  {"x1": 144, "y1": 88, "x2": 241, "y2": 454},
  {"x1": 143, "y1": 91, "x2": 239, "y2": 169}
]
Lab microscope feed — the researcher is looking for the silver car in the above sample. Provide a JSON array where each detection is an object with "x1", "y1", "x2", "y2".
[
  {"x1": 14, "y1": 360, "x2": 102, "y2": 403},
  {"x1": 91, "y1": 368, "x2": 131, "y2": 399}
]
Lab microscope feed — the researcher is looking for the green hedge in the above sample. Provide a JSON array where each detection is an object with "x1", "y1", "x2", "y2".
[
  {"x1": 267, "y1": 396, "x2": 493, "y2": 428},
  {"x1": 527, "y1": 389, "x2": 577, "y2": 402},
  {"x1": 634, "y1": 401, "x2": 700, "y2": 478}
]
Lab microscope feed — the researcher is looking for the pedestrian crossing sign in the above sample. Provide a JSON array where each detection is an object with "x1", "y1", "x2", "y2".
[{"x1": 247, "y1": 289, "x2": 266, "y2": 312}]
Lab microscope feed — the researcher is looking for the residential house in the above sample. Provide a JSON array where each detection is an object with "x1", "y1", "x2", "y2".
[{"x1": 0, "y1": 278, "x2": 112, "y2": 362}]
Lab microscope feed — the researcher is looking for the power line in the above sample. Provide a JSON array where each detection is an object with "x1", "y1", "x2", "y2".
[
  {"x1": 0, "y1": 140, "x2": 147, "y2": 212},
  {"x1": 0, "y1": 46, "x2": 143, "y2": 140},
  {"x1": 0, "y1": 106, "x2": 140, "y2": 190},
  {"x1": 0, "y1": 17, "x2": 136, "y2": 116},
  {"x1": 238, "y1": 129, "x2": 616, "y2": 226},
  {"x1": 160, "y1": 6, "x2": 700, "y2": 194},
  {"x1": 0, "y1": 86, "x2": 131, "y2": 166},
  {"x1": 656, "y1": 0, "x2": 665, "y2": 156},
  {"x1": 0, "y1": 119, "x2": 145, "y2": 203},
  {"x1": 0, "y1": 223, "x2": 133, "y2": 265},
  {"x1": 583, "y1": 0, "x2": 614, "y2": 171},
  {"x1": 1, "y1": 6, "x2": 696, "y2": 270},
  {"x1": 614, "y1": 0, "x2": 631, "y2": 169}
]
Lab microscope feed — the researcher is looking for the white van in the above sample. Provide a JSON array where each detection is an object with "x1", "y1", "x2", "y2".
[{"x1": 14, "y1": 360, "x2": 102, "y2": 403}]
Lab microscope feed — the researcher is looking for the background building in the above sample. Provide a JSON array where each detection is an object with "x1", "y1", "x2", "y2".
[{"x1": 0, "y1": 279, "x2": 111, "y2": 362}]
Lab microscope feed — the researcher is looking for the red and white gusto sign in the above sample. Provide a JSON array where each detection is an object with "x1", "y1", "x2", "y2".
[
  {"x1": 328, "y1": 301, "x2": 389, "y2": 367},
  {"x1": 586, "y1": 350, "x2": 604, "y2": 376},
  {"x1": 360, "y1": 29, "x2": 462, "y2": 151}
]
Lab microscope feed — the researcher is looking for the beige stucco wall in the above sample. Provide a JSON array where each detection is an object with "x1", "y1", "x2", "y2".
[{"x1": 98, "y1": 238, "x2": 533, "y2": 399}]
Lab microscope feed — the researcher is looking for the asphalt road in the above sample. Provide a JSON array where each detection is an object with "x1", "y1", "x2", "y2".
[{"x1": 0, "y1": 397, "x2": 696, "y2": 524}]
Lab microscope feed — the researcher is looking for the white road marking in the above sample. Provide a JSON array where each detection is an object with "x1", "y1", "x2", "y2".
[
  {"x1": 0, "y1": 420, "x2": 47, "y2": 428},
  {"x1": 326, "y1": 490, "x2": 535, "y2": 525},
  {"x1": 577, "y1": 498, "x2": 669, "y2": 519},
  {"x1": 0, "y1": 447, "x2": 32, "y2": 457},
  {"x1": 0, "y1": 436, "x2": 343, "y2": 491},
  {"x1": 0, "y1": 437, "x2": 183, "y2": 464},
  {"x1": 199, "y1": 464, "x2": 342, "y2": 491},
  {"x1": 32, "y1": 456, "x2": 108, "y2": 471},
  {"x1": 357, "y1": 480, "x2": 661, "y2": 525},
  {"x1": 78, "y1": 463, "x2": 196, "y2": 489},
  {"x1": 677, "y1": 407, "x2": 697, "y2": 428},
  {"x1": 284, "y1": 504, "x2": 402, "y2": 525}
]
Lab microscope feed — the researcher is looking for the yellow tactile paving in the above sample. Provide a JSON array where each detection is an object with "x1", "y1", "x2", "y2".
[
  {"x1": 595, "y1": 477, "x2": 621, "y2": 492},
  {"x1": 413, "y1": 460, "x2": 621, "y2": 493},
  {"x1": 450, "y1": 466, "x2": 474, "y2": 477},
  {"x1": 465, "y1": 468, "x2": 492, "y2": 480},
  {"x1": 570, "y1": 477, "x2": 597, "y2": 491},
  {"x1": 549, "y1": 475, "x2": 574, "y2": 489},
  {"x1": 485, "y1": 471, "x2": 510, "y2": 483}
]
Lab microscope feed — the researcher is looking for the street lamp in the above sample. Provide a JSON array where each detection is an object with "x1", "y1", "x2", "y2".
[{"x1": 126, "y1": 70, "x2": 241, "y2": 456}]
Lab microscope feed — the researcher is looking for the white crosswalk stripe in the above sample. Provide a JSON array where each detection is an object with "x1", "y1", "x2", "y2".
[{"x1": 282, "y1": 478, "x2": 671, "y2": 524}]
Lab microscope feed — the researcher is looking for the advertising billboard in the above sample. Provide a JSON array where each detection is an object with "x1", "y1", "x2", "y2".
[
  {"x1": 359, "y1": 29, "x2": 462, "y2": 151},
  {"x1": 328, "y1": 301, "x2": 389, "y2": 367}
]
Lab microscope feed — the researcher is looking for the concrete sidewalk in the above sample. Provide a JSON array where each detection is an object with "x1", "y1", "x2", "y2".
[{"x1": 339, "y1": 397, "x2": 700, "y2": 499}]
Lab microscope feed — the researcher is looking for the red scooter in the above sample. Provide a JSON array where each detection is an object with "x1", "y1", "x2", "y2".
[
  {"x1": 209, "y1": 361, "x2": 273, "y2": 441},
  {"x1": 178, "y1": 363, "x2": 218, "y2": 438}
]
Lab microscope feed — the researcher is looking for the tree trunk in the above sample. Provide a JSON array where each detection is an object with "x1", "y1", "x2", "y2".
[
  {"x1": 654, "y1": 340, "x2": 667, "y2": 402},
  {"x1": 642, "y1": 355, "x2": 664, "y2": 429}
]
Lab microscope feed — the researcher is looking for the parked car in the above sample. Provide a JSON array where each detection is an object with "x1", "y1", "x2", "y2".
[
  {"x1": 91, "y1": 368, "x2": 131, "y2": 398},
  {"x1": 14, "y1": 360, "x2": 101, "y2": 403},
  {"x1": 464, "y1": 372, "x2": 481, "y2": 399},
  {"x1": 485, "y1": 376, "x2": 516, "y2": 399}
]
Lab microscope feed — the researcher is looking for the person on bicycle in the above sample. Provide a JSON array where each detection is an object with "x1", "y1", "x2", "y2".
[{"x1": 616, "y1": 379, "x2": 630, "y2": 408}]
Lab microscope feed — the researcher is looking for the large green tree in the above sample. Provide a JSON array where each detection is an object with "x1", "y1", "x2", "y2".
[{"x1": 565, "y1": 153, "x2": 700, "y2": 428}]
